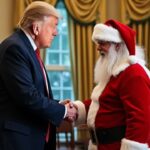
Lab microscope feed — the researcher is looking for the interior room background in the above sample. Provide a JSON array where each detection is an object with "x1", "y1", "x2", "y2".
[{"x1": 0, "y1": 0, "x2": 150, "y2": 145}]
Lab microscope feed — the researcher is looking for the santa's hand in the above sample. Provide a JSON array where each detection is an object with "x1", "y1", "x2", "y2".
[{"x1": 65, "y1": 103, "x2": 78, "y2": 122}]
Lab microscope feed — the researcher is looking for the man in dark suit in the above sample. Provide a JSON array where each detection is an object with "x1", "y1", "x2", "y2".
[{"x1": 0, "y1": 1, "x2": 77, "y2": 150}]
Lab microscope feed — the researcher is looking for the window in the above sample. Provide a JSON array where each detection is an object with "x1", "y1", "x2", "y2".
[{"x1": 45, "y1": 1, "x2": 74, "y2": 101}]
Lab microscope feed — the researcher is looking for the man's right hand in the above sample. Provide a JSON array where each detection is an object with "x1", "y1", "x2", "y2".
[{"x1": 65, "y1": 102, "x2": 78, "y2": 122}]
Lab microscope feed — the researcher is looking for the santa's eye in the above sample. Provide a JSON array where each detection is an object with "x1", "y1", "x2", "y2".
[{"x1": 100, "y1": 51, "x2": 105, "y2": 56}]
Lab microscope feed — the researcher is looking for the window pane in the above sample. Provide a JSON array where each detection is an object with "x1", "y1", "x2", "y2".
[
  {"x1": 63, "y1": 90, "x2": 71, "y2": 99},
  {"x1": 53, "y1": 90, "x2": 60, "y2": 99},
  {"x1": 48, "y1": 53, "x2": 59, "y2": 65},
  {"x1": 48, "y1": 71, "x2": 60, "y2": 87},
  {"x1": 62, "y1": 34, "x2": 68, "y2": 50},
  {"x1": 62, "y1": 53, "x2": 70, "y2": 65},
  {"x1": 50, "y1": 35, "x2": 59, "y2": 49},
  {"x1": 60, "y1": 21, "x2": 67, "y2": 33},
  {"x1": 63, "y1": 72, "x2": 71, "y2": 87}
]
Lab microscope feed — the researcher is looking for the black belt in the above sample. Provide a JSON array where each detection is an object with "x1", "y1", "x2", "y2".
[{"x1": 89, "y1": 125, "x2": 126, "y2": 145}]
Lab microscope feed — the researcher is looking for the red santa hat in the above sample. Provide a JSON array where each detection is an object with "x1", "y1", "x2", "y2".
[{"x1": 92, "y1": 19, "x2": 136, "y2": 55}]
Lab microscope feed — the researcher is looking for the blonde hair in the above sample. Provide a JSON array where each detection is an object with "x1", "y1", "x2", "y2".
[{"x1": 18, "y1": 1, "x2": 61, "y2": 29}]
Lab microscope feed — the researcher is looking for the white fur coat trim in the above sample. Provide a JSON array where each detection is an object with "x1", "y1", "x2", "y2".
[
  {"x1": 74, "y1": 101, "x2": 86, "y2": 126},
  {"x1": 121, "y1": 138, "x2": 150, "y2": 150},
  {"x1": 87, "y1": 79, "x2": 110, "y2": 128}
]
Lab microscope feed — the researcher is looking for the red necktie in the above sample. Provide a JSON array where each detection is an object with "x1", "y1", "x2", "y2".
[
  {"x1": 35, "y1": 48, "x2": 50, "y2": 142},
  {"x1": 35, "y1": 49, "x2": 49, "y2": 96}
]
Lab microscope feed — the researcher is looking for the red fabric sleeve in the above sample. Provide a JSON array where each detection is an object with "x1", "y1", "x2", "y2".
[{"x1": 120, "y1": 66, "x2": 150, "y2": 144}]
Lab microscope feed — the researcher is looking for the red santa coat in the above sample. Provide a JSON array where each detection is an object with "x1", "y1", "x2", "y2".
[{"x1": 75, "y1": 61, "x2": 150, "y2": 150}]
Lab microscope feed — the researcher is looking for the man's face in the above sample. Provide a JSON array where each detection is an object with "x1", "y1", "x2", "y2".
[
  {"x1": 37, "y1": 16, "x2": 58, "y2": 48},
  {"x1": 96, "y1": 41, "x2": 111, "y2": 56}
]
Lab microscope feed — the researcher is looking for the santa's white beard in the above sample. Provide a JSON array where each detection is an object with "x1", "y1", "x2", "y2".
[
  {"x1": 94, "y1": 44, "x2": 129, "y2": 84},
  {"x1": 94, "y1": 54, "x2": 110, "y2": 84}
]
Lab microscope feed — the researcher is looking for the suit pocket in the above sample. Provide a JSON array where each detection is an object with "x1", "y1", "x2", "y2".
[{"x1": 4, "y1": 121, "x2": 30, "y2": 135}]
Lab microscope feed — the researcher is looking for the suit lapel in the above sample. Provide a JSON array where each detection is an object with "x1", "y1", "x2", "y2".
[{"x1": 17, "y1": 29, "x2": 50, "y2": 97}]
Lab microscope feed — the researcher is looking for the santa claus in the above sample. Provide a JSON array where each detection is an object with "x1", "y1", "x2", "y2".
[{"x1": 74, "y1": 19, "x2": 150, "y2": 150}]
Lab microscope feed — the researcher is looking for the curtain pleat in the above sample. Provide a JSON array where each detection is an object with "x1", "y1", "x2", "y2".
[
  {"x1": 145, "y1": 21, "x2": 150, "y2": 67},
  {"x1": 138, "y1": 24, "x2": 142, "y2": 46},
  {"x1": 87, "y1": 26, "x2": 95, "y2": 94},
  {"x1": 68, "y1": 17, "x2": 77, "y2": 99},
  {"x1": 76, "y1": 24, "x2": 83, "y2": 99},
  {"x1": 121, "y1": 0, "x2": 150, "y2": 68},
  {"x1": 144, "y1": 22, "x2": 149, "y2": 64},
  {"x1": 14, "y1": 0, "x2": 26, "y2": 27}
]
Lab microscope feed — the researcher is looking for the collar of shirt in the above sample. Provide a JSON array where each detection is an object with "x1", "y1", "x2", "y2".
[{"x1": 21, "y1": 28, "x2": 37, "y2": 51}]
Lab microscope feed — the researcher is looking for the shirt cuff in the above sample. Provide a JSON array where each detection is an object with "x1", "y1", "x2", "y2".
[{"x1": 63, "y1": 106, "x2": 67, "y2": 118}]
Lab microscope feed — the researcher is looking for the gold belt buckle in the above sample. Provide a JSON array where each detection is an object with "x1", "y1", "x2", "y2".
[{"x1": 89, "y1": 128, "x2": 98, "y2": 145}]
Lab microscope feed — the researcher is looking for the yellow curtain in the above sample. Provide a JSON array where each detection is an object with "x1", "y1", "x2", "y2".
[
  {"x1": 65, "y1": 0, "x2": 106, "y2": 101},
  {"x1": 13, "y1": 0, "x2": 29, "y2": 27},
  {"x1": 68, "y1": 17, "x2": 98, "y2": 100},
  {"x1": 121, "y1": 0, "x2": 150, "y2": 67}
]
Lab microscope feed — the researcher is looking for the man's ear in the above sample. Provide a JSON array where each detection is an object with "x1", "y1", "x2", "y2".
[{"x1": 32, "y1": 22, "x2": 40, "y2": 36}]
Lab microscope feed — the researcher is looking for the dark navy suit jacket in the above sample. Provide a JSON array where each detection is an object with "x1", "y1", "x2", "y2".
[{"x1": 0, "y1": 29, "x2": 65, "y2": 150}]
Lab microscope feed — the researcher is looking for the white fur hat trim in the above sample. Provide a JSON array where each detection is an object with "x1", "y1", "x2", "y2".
[
  {"x1": 73, "y1": 100, "x2": 86, "y2": 126},
  {"x1": 92, "y1": 24, "x2": 123, "y2": 43}
]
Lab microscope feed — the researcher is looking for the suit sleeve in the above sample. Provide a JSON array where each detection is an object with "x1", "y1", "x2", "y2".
[{"x1": 0, "y1": 45, "x2": 65, "y2": 126}]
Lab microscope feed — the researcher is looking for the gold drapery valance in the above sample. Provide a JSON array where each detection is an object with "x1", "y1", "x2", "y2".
[
  {"x1": 121, "y1": 0, "x2": 150, "y2": 24},
  {"x1": 64, "y1": 0, "x2": 101, "y2": 24}
]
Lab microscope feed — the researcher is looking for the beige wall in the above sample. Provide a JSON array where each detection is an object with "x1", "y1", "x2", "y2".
[{"x1": 0, "y1": 0, "x2": 14, "y2": 41}]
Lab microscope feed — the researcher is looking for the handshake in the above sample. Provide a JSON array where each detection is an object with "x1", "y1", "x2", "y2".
[{"x1": 60, "y1": 99, "x2": 78, "y2": 122}]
